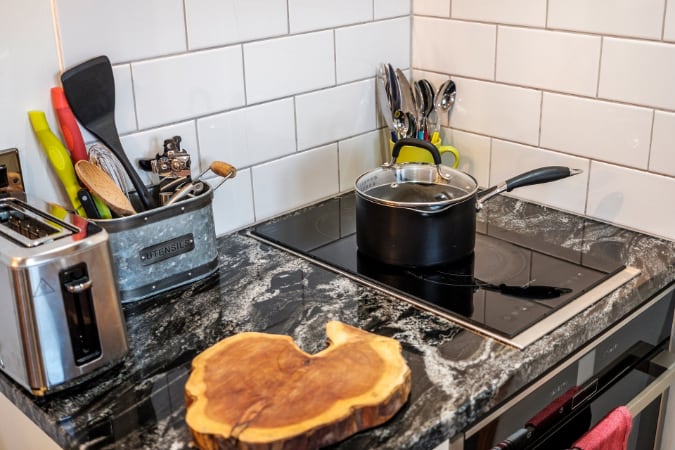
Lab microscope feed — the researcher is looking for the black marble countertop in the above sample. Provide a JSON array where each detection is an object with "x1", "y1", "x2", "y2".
[{"x1": 1, "y1": 195, "x2": 674, "y2": 449}]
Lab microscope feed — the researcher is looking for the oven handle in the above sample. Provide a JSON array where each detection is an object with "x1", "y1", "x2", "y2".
[
  {"x1": 563, "y1": 350, "x2": 675, "y2": 450},
  {"x1": 487, "y1": 349, "x2": 675, "y2": 450},
  {"x1": 625, "y1": 349, "x2": 675, "y2": 416}
]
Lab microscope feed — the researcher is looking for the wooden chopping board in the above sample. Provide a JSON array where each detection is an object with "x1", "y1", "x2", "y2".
[{"x1": 185, "y1": 321, "x2": 411, "y2": 450}]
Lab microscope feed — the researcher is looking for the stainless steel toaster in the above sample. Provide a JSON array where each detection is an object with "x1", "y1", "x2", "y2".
[{"x1": 0, "y1": 195, "x2": 129, "y2": 396}]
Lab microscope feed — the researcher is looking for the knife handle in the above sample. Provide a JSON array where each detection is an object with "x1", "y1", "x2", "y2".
[
  {"x1": 28, "y1": 110, "x2": 86, "y2": 217},
  {"x1": 51, "y1": 87, "x2": 89, "y2": 162}
]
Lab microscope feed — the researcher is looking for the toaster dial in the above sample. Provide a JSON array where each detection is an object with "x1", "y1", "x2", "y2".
[{"x1": 59, "y1": 263, "x2": 102, "y2": 366}]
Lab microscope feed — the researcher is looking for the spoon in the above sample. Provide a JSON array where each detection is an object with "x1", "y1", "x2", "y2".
[
  {"x1": 418, "y1": 79, "x2": 435, "y2": 139},
  {"x1": 75, "y1": 160, "x2": 136, "y2": 216},
  {"x1": 432, "y1": 80, "x2": 457, "y2": 142}
]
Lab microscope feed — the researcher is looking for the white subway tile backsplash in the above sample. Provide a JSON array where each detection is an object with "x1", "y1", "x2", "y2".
[
  {"x1": 120, "y1": 121, "x2": 198, "y2": 186},
  {"x1": 252, "y1": 145, "x2": 339, "y2": 220},
  {"x1": 548, "y1": 0, "x2": 665, "y2": 40},
  {"x1": 599, "y1": 38, "x2": 675, "y2": 110},
  {"x1": 650, "y1": 111, "x2": 675, "y2": 177},
  {"x1": 496, "y1": 27, "x2": 601, "y2": 97},
  {"x1": 132, "y1": 47, "x2": 245, "y2": 129},
  {"x1": 442, "y1": 129, "x2": 491, "y2": 187},
  {"x1": 541, "y1": 93, "x2": 652, "y2": 169},
  {"x1": 665, "y1": 2, "x2": 675, "y2": 41},
  {"x1": 56, "y1": 0, "x2": 186, "y2": 66},
  {"x1": 452, "y1": 0, "x2": 546, "y2": 27},
  {"x1": 4, "y1": 0, "x2": 675, "y2": 242},
  {"x1": 112, "y1": 66, "x2": 137, "y2": 135},
  {"x1": 185, "y1": 0, "x2": 288, "y2": 50},
  {"x1": 450, "y1": 78, "x2": 541, "y2": 146},
  {"x1": 336, "y1": 18, "x2": 410, "y2": 83},
  {"x1": 209, "y1": 168, "x2": 255, "y2": 236},
  {"x1": 587, "y1": 162, "x2": 675, "y2": 240},
  {"x1": 197, "y1": 99, "x2": 296, "y2": 169},
  {"x1": 375, "y1": 0, "x2": 410, "y2": 19},
  {"x1": 244, "y1": 32, "x2": 335, "y2": 104},
  {"x1": 413, "y1": 18, "x2": 496, "y2": 80},
  {"x1": 288, "y1": 0, "x2": 373, "y2": 34},
  {"x1": 491, "y1": 141, "x2": 590, "y2": 214},
  {"x1": 412, "y1": 0, "x2": 450, "y2": 17},
  {"x1": 295, "y1": 80, "x2": 377, "y2": 150},
  {"x1": 338, "y1": 130, "x2": 385, "y2": 192}
]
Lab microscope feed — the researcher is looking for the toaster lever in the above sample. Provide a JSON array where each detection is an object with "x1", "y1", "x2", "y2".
[{"x1": 65, "y1": 278, "x2": 93, "y2": 294}]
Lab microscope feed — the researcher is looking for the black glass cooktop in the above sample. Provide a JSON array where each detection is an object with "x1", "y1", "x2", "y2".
[{"x1": 250, "y1": 193, "x2": 634, "y2": 348}]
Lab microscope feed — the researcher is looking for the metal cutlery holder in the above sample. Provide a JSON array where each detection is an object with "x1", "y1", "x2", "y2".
[{"x1": 93, "y1": 184, "x2": 218, "y2": 303}]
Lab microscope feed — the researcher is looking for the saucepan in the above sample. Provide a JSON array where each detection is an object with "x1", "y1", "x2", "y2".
[{"x1": 354, "y1": 138, "x2": 582, "y2": 267}]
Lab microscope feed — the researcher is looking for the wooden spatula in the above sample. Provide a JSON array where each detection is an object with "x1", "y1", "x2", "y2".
[{"x1": 75, "y1": 160, "x2": 136, "y2": 216}]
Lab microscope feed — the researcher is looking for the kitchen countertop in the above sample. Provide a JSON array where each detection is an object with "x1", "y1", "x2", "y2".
[{"x1": 1, "y1": 195, "x2": 674, "y2": 450}]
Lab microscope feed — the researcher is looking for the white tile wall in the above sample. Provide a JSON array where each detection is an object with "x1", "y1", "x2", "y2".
[
  {"x1": 251, "y1": 145, "x2": 339, "y2": 220},
  {"x1": 56, "y1": 0, "x2": 186, "y2": 65},
  {"x1": 413, "y1": 2, "x2": 675, "y2": 239},
  {"x1": 197, "y1": 99, "x2": 297, "y2": 169},
  {"x1": 650, "y1": 111, "x2": 675, "y2": 177},
  {"x1": 185, "y1": 0, "x2": 288, "y2": 50},
  {"x1": 338, "y1": 130, "x2": 385, "y2": 192},
  {"x1": 452, "y1": 0, "x2": 546, "y2": 27},
  {"x1": 450, "y1": 78, "x2": 541, "y2": 146},
  {"x1": 413, "y1": 18, "x2": 496, "y2": 80},
  {"x1": 295, "y1": 80, "x2": 376, "y2": 150},
  {"x1": 442, "y1": 129, "x2": 491, "y2": 187},
  {"x1": 540, "y1": 93, "x2": 653, "y2": 168},
  {"x1": 244, "y1": 31, "x2": 335, "y2": 104},
  {"x1": 490, "y1": 141, "x2": 590, "y2": 215},
  {"x1": 599, "y1": 38, "x2": 675, "y2": 110},
  {"x1": 209, "y1": 168, "x2": 255, "y2": 235},
  {"x1": 548, "y1": 0, "x2": 665, "y2": 39},
  {"x1": 1, "y1": 0, "x2": 673, "y2": 240},
  {"x1": 412, "y1": 0, "x2": 450, "y2": 17},
  {"x1": 496, "y1": 27, "x2": 601, "y2": 96},
  {"x1": 588, "y1": 162, "x2": 675, "y2": 240},
  {"x1": 288, "y1": 0, "x2": 373, "y2": 33},
  {"x1": 336, "y1": 18, "x2": 410, "y2": 84},
  {"x1": 132, "y1": 48, "x2": 246, "y2": 129},
  {"x1": 666, "y1": 2, "x2": 675, "y2": 41},
  {"x1": 375, "y1": 0, "x2": 410, "y2": 19}
]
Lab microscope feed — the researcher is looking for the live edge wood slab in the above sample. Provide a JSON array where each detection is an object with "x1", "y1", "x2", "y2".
[{"x1": 185, "y1": 321, "x2": 412, "y2": 450}]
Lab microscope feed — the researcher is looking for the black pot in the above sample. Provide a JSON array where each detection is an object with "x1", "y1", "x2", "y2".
[{"x1": 355, "y1": 138, "x2": 581, "y2": 267}]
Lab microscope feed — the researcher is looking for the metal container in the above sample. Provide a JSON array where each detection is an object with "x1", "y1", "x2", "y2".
[{"x1": 94, "y1": 184, "x2": 219, "y2": 303}]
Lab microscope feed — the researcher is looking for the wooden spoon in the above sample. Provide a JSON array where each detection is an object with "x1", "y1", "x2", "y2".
[{"x1": 75, "y1": 160, "x2": 136, "y2": 216}]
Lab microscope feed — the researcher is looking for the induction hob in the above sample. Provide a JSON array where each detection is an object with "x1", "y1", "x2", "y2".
[{"x1": 249, "y1": 193, "x2": 640, "y2": 348}]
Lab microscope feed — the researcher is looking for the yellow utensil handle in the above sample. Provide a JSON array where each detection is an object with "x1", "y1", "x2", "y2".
[{"x1": 28, "y1": 111, "x2": 85, "y2": 216}]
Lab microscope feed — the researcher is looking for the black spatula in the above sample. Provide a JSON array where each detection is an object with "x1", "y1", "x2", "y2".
[{"x1": 61, "y1": 55, "x2": 155, "y2": 210}]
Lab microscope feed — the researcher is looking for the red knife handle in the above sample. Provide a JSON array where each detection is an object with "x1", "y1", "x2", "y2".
[{"x1": 51, "y1": 87, "x2": 88, "y2": 162}]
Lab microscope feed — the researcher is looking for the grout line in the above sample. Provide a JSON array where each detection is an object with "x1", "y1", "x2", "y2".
[{"x1": 595, "y1": 36, "x2": 604, "y2": 98}]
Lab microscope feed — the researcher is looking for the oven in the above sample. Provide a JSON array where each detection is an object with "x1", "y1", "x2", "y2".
[{"x1": 450, "y1": 285, "x2": 675, "y2": 450}]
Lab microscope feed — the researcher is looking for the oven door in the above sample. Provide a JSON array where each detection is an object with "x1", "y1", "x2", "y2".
[{"x1": 457, "y1": 287, "x2": 675, "y2": 450}]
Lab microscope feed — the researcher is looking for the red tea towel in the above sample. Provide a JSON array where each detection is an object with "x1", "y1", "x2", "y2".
[{"x1": 571, "y1": 406, "x2": 633, "y2": 450}]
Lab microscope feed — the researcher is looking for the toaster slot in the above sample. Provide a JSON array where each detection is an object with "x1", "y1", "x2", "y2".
[
  {"x1": 60, "y1": 263, "x2": 102, "y2": 366},
  {"x1": 0, "y1": 199, "x2": 74, "y2": 247}
]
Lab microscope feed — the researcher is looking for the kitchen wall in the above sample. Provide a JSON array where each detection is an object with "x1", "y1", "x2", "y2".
[
  {"x1": 0, "y1": 0, "x2": 409, "y2": 235},
  {"x1": 413, "y1": 0, "x2": 675, "y2": 241},
  {"x1": 1, "y1": 0, "x2": 674, "y2": 241}
]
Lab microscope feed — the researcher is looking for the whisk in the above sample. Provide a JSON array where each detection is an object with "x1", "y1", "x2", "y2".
[{"x1": 88, "y1": 143, "x2": 134, "y2": 200}]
